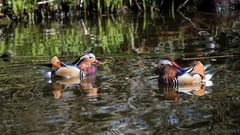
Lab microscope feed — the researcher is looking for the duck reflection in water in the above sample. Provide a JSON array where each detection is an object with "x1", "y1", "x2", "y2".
[
  {"x1": 52, "y1": 74, "x2": 98, "y2": 99},
  {"x1": 157, "y1": 84, "x2": 206, "y2": 103}
]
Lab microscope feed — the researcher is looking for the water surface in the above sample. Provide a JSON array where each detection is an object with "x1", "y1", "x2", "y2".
[{"x1": 0, "y1": 12, "x2": 240, "y2": 134}]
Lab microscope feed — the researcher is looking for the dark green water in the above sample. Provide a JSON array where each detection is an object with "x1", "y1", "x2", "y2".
[{"x1": 0, "y1": 12, "x2": 240, "y2": 134}]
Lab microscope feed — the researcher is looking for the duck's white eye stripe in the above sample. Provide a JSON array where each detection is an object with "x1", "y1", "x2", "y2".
[
  {"x1": 88, "y1": 53, "x2": 95, "y2": 58},
  {"x1": 159, "y1": 60, "x2": 172, "y2": 65}
]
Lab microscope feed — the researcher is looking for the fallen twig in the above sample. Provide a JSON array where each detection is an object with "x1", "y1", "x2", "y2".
[{"x1": 182, "y1": 55, "x2": 236, "y2": 60}]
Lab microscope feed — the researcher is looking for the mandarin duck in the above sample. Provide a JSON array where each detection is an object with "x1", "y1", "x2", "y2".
[
  {"x1": 51, "y1": 53, "x2": 101, "y2": 78},
  {"x1": 38, "y1": 53, "x2": 101, "y2": 79},
  {"x1": 155, "y1": 58, "x2": 221, "y2": 85}
]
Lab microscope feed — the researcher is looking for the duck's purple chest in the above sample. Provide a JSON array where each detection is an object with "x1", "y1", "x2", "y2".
[{"x1": 86, "y1": 66, "x2": 96, "y2": 75}]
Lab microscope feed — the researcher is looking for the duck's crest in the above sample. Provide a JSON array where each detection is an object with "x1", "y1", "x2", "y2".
[
  {"x1": 72, "y1": 52, "x2": 92, "y2": 66},
  {"x1": 159, "y1": 58, "x2": 185, "y2": 76}
]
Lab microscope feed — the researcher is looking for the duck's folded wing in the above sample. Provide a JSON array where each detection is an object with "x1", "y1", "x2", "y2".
[{"x1": 178, "y1": 73, "x2": 203, "y2": 85}]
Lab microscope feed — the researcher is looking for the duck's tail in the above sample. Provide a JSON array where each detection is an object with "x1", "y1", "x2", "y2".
[
  {"x1": 204, "y1": 66, "x2": 223, "y2": 82},
  {"x1": 33, "y1": 67, "x2": 52, "y2": 78},
  {"x1": 203, "y1": 64, "x2": 211, "y2": 71}
]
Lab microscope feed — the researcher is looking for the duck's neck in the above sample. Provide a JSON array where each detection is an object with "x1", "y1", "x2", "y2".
[
  {"x1": 176, "y1": 67, "x2": 187, "y2": 76},
  {"x1": 78, "y1": 61, "x2": 91, "y2": 72}
]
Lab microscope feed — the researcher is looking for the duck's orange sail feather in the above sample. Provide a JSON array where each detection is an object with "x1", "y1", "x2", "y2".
[{"x1": 190, "y1": 61, "x2": 205, "y2": 78}]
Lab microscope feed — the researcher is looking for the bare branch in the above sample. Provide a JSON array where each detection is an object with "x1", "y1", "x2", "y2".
[
  {"x1": 177, "y1": 10, "x2": 201, "y2": 30},
  {"x1": 177, "y1": 0, "x2": 190, "y2": 10},
  {"x1": 134, "y1": 0, "x2": 142, "y2": 12}
]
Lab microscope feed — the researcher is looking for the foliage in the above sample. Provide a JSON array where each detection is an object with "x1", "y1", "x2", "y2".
[
  {"x1": 0, "y1": 0, "x2": 186, "y2": 20},
  {"x1": 0, "y1": 15, "x2": 135, "y2": 56},
  {"x1": 1, "y1": 9, "x2": 239, "y2": 57},
  {"x1": 1, "y1": 0, "x2": 239, "y2": 21}
]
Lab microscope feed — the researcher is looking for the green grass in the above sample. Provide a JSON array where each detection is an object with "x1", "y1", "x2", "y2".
[{"x1": 4, "y1": 0, "x2": 167, "y2": 19}]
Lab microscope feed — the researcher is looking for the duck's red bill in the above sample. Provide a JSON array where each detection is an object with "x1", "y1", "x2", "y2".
[{"x1": 94, "y1": 59, "x2": 101, "y2": 64}]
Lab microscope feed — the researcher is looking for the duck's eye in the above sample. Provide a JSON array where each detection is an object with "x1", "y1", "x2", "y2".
[{"x1": 89, "y1": 57, "x2": 93, "y2": 59}]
